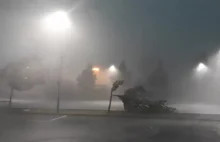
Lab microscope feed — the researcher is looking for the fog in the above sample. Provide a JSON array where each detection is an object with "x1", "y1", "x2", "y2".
[{"x1": 1, "y1": 0, "x2": 220, "y2": 114}]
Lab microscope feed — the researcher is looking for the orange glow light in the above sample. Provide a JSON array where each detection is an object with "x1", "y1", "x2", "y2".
[{"x1": 92, "y1": 67, "x2": 100, "y2": 72}]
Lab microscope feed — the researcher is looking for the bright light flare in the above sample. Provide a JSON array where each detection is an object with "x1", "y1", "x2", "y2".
[
  {"x1": 42, "y1": 11, "x2": 71, "y2": 33},
  {"x1": 92, "y1": 67, "x2": 100, "y2": 72},
  {"x1": 196, "y1": 62, "x2": 208, "y2": 73},
  {"x1": 109, "y1": 65, "x2": 117, "y2": 72}
]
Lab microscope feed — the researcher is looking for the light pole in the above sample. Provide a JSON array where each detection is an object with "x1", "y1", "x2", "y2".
[
  {"x1": 42, "y1": 10, "x2": 72, "y2": 113},
  {"x1": 56, "y1": 55, "x2": 63, "y2": 113},
  {"x1": 8, "y1": 87, "x2": 14, "y2": 108},
  {"x1": 107, "y1": 65, "x2": 119, "y2": 112}
]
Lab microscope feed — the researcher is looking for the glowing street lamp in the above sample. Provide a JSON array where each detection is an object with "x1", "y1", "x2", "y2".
[
  {"x1": 92, "y1": 67, "x2": 100, "y2": 72},
  {"x1": 42, "y1": 10, "x2": 72, "y2": 113},
  {"x1": 196, "y1": 62, "x2": 208, "y2": 73},
  {"x1": 109, "y1": 65, "x2": 117, "y2": 73},
  {"x1": 42, "y1": 10, "x2": 71, "y2": 33}
]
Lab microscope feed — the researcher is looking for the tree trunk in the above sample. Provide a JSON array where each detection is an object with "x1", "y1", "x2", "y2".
[{"x1": 108, "y1": 90, "x2": 113, "y2": 112}]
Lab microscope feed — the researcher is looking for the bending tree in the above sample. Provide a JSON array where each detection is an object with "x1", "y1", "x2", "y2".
[
  {"x1": 115, "y1": 86, "x2": 175, "y2": 113},
  {"x1": 1, "y1": 57, "x2": 45, "y2": 107}
]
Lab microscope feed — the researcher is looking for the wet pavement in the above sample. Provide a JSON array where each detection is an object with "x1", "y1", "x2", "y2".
[{"x1": 0, "y1": 113, "x2": 220, "y2": 142}]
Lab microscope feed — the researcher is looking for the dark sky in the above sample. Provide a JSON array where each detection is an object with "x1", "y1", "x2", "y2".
[{"x1": 0, "y1": 0, "x2": 220, "y2": 78}]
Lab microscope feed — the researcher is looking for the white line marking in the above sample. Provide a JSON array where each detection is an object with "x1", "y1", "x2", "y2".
[
  {"x1": 23, "y1": 109, "x2": 30, "y2": 112},
  {"x1": 51, "y1": 115, "x2": 67, "y2": 121},
  {"x1": 27, "y1": 120, "x2": 49, "y2": 123}
]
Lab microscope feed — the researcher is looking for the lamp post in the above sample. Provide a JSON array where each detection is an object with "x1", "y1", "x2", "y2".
[
  {"x1": 42, "y1": 10, "x2": 72, "y2": 113},
  {"x1": 107, "y1": 65, "x2": 120, "y2": 112}
]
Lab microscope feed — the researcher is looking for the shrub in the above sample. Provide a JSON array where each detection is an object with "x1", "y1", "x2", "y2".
[{"x1": 115, "y1": 86, "x2": 175, "y2": 113}]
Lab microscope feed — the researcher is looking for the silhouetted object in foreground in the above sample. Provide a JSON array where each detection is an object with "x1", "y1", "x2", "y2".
[
  {"x1": 108, "y1": 80, "x2": 124, "y2": 112},
  {"x1": 115, "y1": 86, "x2": 175, "y2": 113},
  {"x1": 77, "y1": 64, "x2": 96, "y2": 90}
]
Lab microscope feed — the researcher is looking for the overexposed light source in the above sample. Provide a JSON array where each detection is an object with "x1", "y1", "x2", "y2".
[
  {"x1": 109, "y1": 65, "x2": 117, "y2": 72},
  {"x1": 92, "y1": 67, "x2": 100, "y2": 72},
  {"x1": 42, "y1": 10, "x2": 71, "y2": 33},
  {"x1": 196, "y1": 62, "x2": 208, "y2": 73}
]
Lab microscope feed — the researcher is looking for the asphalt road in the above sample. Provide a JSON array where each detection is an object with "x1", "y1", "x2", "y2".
[
  {"x1": 2, "y1": 98, "x2": 220, "y2": 114},
  {"x1": 1, "y1": 113, "x2": 220, "y2": 142},
  {"x1": 0, "y1": 99, "x2": 124, "y2": 110}
]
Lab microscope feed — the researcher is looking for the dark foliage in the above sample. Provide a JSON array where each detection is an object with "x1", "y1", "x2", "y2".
[
  {"x1": 77, "y1": 64, "x2": 96, "y2": 89},
  {"x1": 115, "y1": 86, "x2": 175, "y2": 113},
  {"x1": 1, "y1": 57, "x2": 45, "y2": 91}
]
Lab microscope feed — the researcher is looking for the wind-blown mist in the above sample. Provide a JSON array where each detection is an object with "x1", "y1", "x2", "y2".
[
  {"x1": 170, "y1": 50, "x2": 220, "y2": 114},
  {"x1": 1, "y1": 0, "x2": 220, "y2": 114},
  {"x1": 0, "y1": 55, "x2": 124, "y2": 110}
]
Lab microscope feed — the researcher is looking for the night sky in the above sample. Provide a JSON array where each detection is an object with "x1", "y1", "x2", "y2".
[{"x1": 0, "y1": 0, "x2": 220, "y2": 79}]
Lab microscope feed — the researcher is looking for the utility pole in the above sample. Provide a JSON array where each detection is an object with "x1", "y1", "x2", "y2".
[
  {"x1": 9, "y1": 87, "x2": 14, "y2": 108},
  {"x1": 57, "y1": 56, "x2": 63, "y2": 113}
]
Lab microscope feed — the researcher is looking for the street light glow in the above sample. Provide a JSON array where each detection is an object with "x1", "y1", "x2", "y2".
[
  {"x1": 196, "y1": 62, "x2": 208, "y2": 73},
  {"x1": 109, "y1": 65, "x2": 117, "y2": 72},
  {"x1": 41, "y1": 10, "x2": 73, "y2": 113},
  {"x1": 92, "y1": 67, "x2": 100, "y2": 72},
  {"x1": 43, "y1": 10, "x2": 71, "y2": 33}
]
